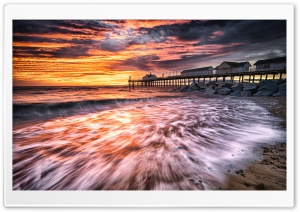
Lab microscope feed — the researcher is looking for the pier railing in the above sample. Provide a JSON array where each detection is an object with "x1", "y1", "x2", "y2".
[{"x1": 128, "y1": 68, "x2": 286, "y2": 90}]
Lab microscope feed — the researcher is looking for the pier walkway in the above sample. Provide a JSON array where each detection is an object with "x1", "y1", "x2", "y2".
[{"x1": 128, "y1": 69, "x2": 286, "y2": 90}]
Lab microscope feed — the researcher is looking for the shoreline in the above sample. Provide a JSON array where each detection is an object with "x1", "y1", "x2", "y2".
[
  {"x1": 13, "y1": 87, "x2": 287, "y2": 190},
  {"x1": 225, "y1": 96, "x2": 286, "y2": 190}
]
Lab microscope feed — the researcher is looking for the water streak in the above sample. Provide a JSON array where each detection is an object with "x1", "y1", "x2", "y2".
[{"x1": 13, "y1": 96, "x2": 284, "y2": 190}]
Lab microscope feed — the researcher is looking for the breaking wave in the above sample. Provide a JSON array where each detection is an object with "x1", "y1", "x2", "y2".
[{"x1": 13, "y1": 96, "x2": 285, "y2": 190}]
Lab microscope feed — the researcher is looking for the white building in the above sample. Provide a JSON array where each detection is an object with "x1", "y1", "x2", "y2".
[
  {"x1": 181, "y1": 66, "x2": 214, "y2": 76},
  {"x1": 214, "y1": 61, "x2": 251, "y2": 74},
  {"x1": 142, "y1": 73, "x2": 157, "y2": 80},
  {"x1": 254, "y1": 57, "x2": 286, "y2": 71}
]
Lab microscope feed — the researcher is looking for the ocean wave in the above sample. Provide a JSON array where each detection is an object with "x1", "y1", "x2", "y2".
[
  {"x1": 13, "y1": 96, "x2": 285, "y2": 190},
  {"x1": 13, "y1": 98, "x2": 158, "y2": 120}
]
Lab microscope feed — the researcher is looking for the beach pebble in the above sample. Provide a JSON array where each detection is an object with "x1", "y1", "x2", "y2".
[
  {"x1": 179, "y1": 86, "x2": 190, "y2": 92},
  {"x1": 254, "y1": 90, "x2": 275, "y2": 96},
  {"x1": 255, "y1": 183, "x2": 265, "y2": 190},
  {"x1": 217, "y1": 87, "x2": 231, "y2": 95},
  {"x1": 258, "y1": 80, "x2": 279, "y2": 92},
  {"x1": 231, "y1": 83, "x2": 242, "y2": 91},
  {"x1": 198, "y1": 82, "x2": 208, "y2": 90},
  {"x1": 276, "y1": 78, "x2": 286, "y2": 85},
  {"x1": 243, "y1": 182, "x2": 251, "y2": 187},
  {"x1": 205, "y1": 88, "x2": 216, "y2": 95},
  {"x1": 206, "y1": 81, "x2": 217, "y2": 87},
  {"x1": 243, "y1": 83, "x2": 257, "y2": 91},
  {"x1": 229, "y1": 90, "x2": 241, "y2": 97},
  {"x1": 241, "y1": 91, "x2": 252, "y2": 97}
]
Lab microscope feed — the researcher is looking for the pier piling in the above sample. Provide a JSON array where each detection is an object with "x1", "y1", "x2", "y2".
[{"x1": 128, "y1": 69, "x2": 286, "y2": 89}]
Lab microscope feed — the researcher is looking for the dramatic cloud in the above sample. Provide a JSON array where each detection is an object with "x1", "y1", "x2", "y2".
[
  {"x1": 13, "y1": 20, "x2": 286, "y2": 86},
  {"x1": 13, "y1": 20, "x2": 116, "y2": 35},
  {"x1": 99, "y1": 39, "x2": 128, "y2": 52},
  {"x1": 118, "y1": 54, "x2": 160, "y2": 71}
]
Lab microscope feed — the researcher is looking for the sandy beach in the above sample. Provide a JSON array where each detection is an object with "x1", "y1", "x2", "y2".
[{"x1": 225, "y1": 96, "x2": 286, "y2": 190}]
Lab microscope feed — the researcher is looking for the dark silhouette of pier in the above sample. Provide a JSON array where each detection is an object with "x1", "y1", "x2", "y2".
[{"x1": 128, "y1": 69, "x2": 286, "y2": 90}]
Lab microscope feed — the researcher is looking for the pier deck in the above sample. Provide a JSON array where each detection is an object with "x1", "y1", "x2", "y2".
[{"x1": 128, "y1": 69, "x2": 286, "y2": 90}]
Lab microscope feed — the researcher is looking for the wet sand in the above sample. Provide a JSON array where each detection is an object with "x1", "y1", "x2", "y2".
[{"x1": 225, "y1": 96, "x2": 286, "y2": 190}]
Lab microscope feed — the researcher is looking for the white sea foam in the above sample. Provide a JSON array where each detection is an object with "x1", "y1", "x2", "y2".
[{"x1": 13, "y1": 95, "x2": 285, "y2": 190}]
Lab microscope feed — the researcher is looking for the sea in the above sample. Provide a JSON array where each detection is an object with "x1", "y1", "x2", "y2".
[{"x1": 13, "y1": 86, "x2": 285, "y2": 190}]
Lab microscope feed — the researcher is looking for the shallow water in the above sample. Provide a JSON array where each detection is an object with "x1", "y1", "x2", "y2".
[{"x1": 13, "y1": 87, "x2": 285, "y2": 190}]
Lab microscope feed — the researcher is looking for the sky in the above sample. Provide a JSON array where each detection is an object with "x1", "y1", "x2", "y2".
[{"x1": 13, "y1": 20, "x2": 286, "y2": 86}]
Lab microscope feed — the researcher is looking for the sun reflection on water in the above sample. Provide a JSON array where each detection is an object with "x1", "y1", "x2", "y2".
[{"x1": 13, "y1": 97, "x2": 284, "y2": 190}]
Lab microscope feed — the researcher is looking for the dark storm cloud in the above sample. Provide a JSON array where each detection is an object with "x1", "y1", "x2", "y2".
[
  {"x1": 99, "y1": 29, "x2": 168, "y2": 52},
  {"x1": 13, "y1": 46, "x2": 40, "y2": 57},
  {"x1": 118, "y1": 55, "x2": 160, "y2": 70},
  {"x1": 138, "y1": 20, "x2": 286, "y2": 46},
  {"x1": 13, "y1": 20, "x2": 116, "y2": 35},
  {"x1": 154, "y1": 54, "x2": 215, "y2": 70},
  {"x1": 169, "y1": 20, "x2": 220, "y2": 41},
  {"x1": 13, "y1": 35, "x2": 54, "y2": 43},
  {"x1": 51, "y1": 45, "x2": 91, "y2": 58},
  {"x1": 153, "y1": 20, "x2": 286, "y2": 69},
  {"x1": 137, "y1": 20, "x2": 225, "y2": 42},
  {"x1": 67, "y1": 38, "x2": 95, "y2": 45},
  {"x1": 14, "y1": 20, "x2": 88, "y2": 35},
  {"x1": 117, "y1": 52, "x2": 215, "y2": 72},
  {"x1": 13, "y1": 35, "x2": 95, "y2": 45},
  {"x1": 180, "y1": 54, "x2": 212, "y2": 60},
  {"x1": 13, "y1": 20, "x2": 286, "y2": 71},
  {"x1": 13, "y1": 20, "x2": 286, "y2": 48},
  {"x1": 14, "y1": 45, "x2": 91, "y2": 58},
  {"x1": 193, "y1": 20, "x2": 286, "y2": 45},
  {"x1": 57, "y1": 20, "x2": 117, "y2": 31},
  {"x1": 220, "y1": 37, "x2": 287, "y2": 62}
]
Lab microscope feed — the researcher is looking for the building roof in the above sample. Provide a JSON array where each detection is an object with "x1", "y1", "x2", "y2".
[
  {"x1": 143, "y1": 73, "x2": 157, "y2": 77},
  {"x1": 224, "y1": 61, "x2": 250, "y2": 68},
  {"x1": 254, "y1": 57, "x2": 286, "y2": 65},
  {"x1": 142, "y1": 73, "x2": 157, "y2": 79},
  {"x1": 181, "y1": 66, "x2": 213, "y2": 74}
]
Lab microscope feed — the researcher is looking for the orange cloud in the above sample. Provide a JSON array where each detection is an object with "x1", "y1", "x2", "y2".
[
  {"x1": 122, "y1": 20, "x2": 191, "y2": 29},
  {"x1": 13, "y1": 20, "x2": 286, "y2": 86}
]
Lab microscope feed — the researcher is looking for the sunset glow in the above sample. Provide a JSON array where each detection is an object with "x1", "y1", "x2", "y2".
[{"x1": 13, "y1": 20, "x2": 286, "y2": 86}]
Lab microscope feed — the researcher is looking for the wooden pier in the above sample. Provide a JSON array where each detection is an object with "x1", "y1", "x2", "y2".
[{"x1": 128, "y1": 69, "x2": 286, "y2": 90}]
